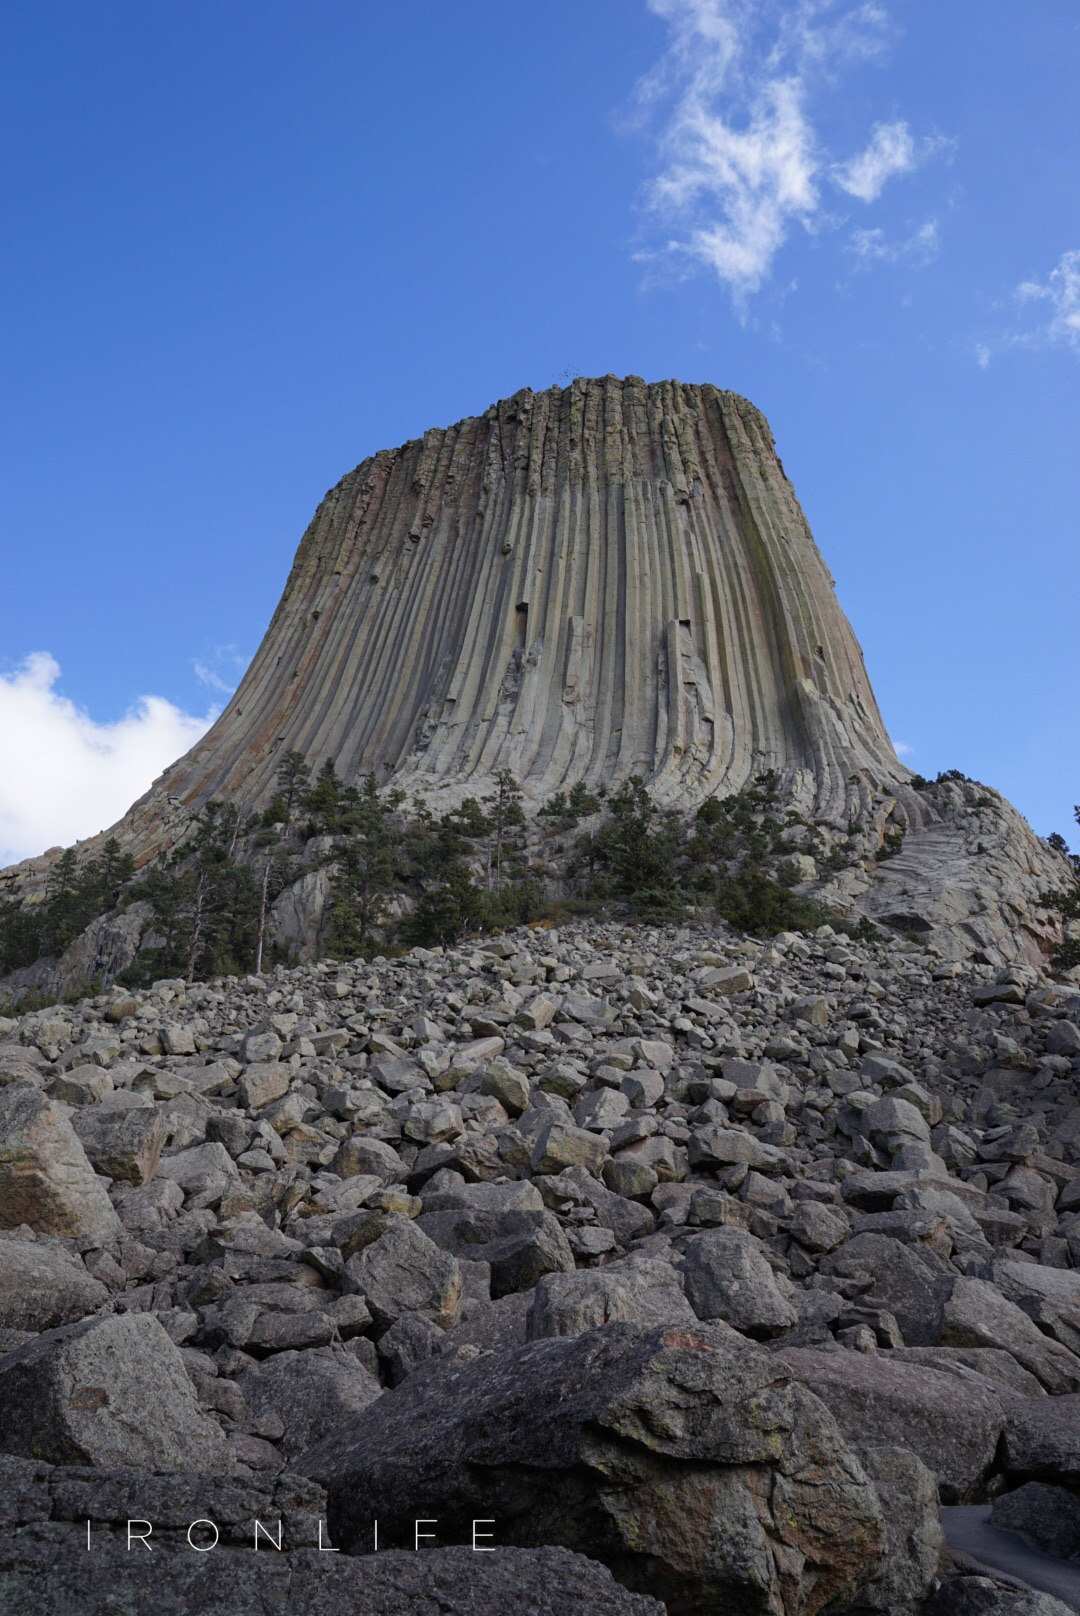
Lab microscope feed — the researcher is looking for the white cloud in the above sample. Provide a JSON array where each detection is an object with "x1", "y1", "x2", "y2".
[
  {"x1": 892, "y1": 739, "x2": 915, "y2": 757},
  {"x1": 634, "y1": 1, "x2": 943, "y2": 302},
  {"x1": 850, "y1": 217, "x2": 939, "y2": 265},
  {"x1": 0, "y1": 653, "x2": 216, "y2": 867},
  {"x1": 976, "y1": 250, "x2": 1080, "y2": 366},
  {"x1": 832, "y1": 120, "x2": 914, "y2": 201},
  {"x1": 1016, "y1": 249, "x2": 1080, "y2": 354}
]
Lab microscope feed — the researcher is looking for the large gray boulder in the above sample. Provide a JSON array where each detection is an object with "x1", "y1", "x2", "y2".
[
  {"x1": 342, "y1": 1216, "x2": 462, "y2": 1331},
  {"x1": 926, "y1": 1577, "x2": 1076, "y2": 1615},
  {"x1": 300, "y1": 1322, "x2": 885, "y2": 1616},
  {"x1": 69, "y1": 1104, "x2": 163, "y2": 1185},
  {"x1": 0, "y1": 1237, "x2": 109, "y2": 1332},
  {"x1": 1003, "y1": 1395, "x2": 1080, "y2": 1485},
  {"x1": 239, "y1": 1347, "x2": 383, "y2": 1460},
  {"x1": 0, "y1": 1313, "x2": 233, "y2": 1471},
  {"x1": 850, "y1": 1444, "x2": 946, "y2": 1614},
  {"x1": 526, "y1": 1255, "x2": 697, "y2": 1339},
  {"x1": 776, "y1": 1347, "x2": 1007, "y2": 1503},
  {"x1": 416, "y1": 1206, "x2": 574, "y2": 1297},
  {"x1": 0, "y1": 1539, "x2": 666, "y2": 1616},
  {"x1": 819, "y1": 1232, "x2": 951, "y2": 1346},
  {"x1": 991, "y1": 1481, "x2": 1080, "y2": 1560},
  {"x1": 678, "y1": 1226, "x2": 798, "y2": 1338},
  {"x1": 994, "y1": 1261, "x2": 1080, "y2": 1359},
  {"x1": 939, "y1": 1277, "x2": 1080, "y2": 1395},
  {"x1": 0, "y1": 1082, "x2": 119, "y2": 1240}
]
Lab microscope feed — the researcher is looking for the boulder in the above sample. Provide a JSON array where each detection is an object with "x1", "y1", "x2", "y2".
[
  {"x1": 416, "y1": 1206, "x2": 574, "y2": 1297},
  {"x1": 991, "y1": 1481, "x2": 1080, "y2": 1560},
  {"x1": 679, "y1": 1227, "x2": 798, "y2": 1338},
  {"x1": 238, "y1": 1062, "x2": 290, "y2": 1110},
  {"x1": 300, "y1": 1323, "x2": 885, "y2": 1616},
  {"x1": 775, "y1": 1347, "x2": 1007, "y2": 1502},
  {"x1": 0, "y1": 1537, "x2": 666, "y2": 1616},
  {"x1": 69, "y1": 1105, "x2": 163, "y2": 1185},
  {"x1": 0, "y1": 1238, "x2": 109, "y2": 1333},
  {"x1": 342, "y1": 1216, "x2": 462, "y2": 1331},
  {"x1": 537, "y1": 1165, "x2": 654, "y2": 1246},
  {"x1": 155, "y1": 1141, "x2": 239, "y2": 1201},
  {"x1": 819, "y1": 1233, "x2": 951, "y2": 1346},
  {"x1": 994, "y1": 1261, "x2": 1080, "y2": 1358},
  {"x1": 851, "y1": 1444, "x2": 946, "y2": 1614},
  {"x1": 239, "y1": 1347, "x2": 383, "y2": 1460},
  {"x1": 1003, "y1": 1395, "x2": 1080, "y2": 1485},
  {"x1": 526, "y1": 1256, "x2": 697, "y2": 1339},
  {"x1": 0, "y1": 1313, "x2": 233, "y2": 1471},
  {"x1": 530, "y1": 1121, "x2": 606, "y2": 1176},
  {"x1": 926, "y1": 1578, "x2": 1075, "y2": 1615},
  {"x1": 0, "y1": 1082, "x2": 119, "y2": 1239},
  {"x1": 939, "y1": 1277, "x2": 1080, "y2": 1395}
]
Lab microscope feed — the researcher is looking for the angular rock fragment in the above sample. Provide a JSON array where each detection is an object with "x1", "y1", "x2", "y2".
[
  {"x1": 991, "y1": 1481, "x2": 1080, "y2": 1561},
  {"x1": 69, "y1": 1105, "x2": 163, "y2": 1185},
  {"x1": 342, "y1": 1216, "x2": 462, "y2": 1331},
  {"x1": 0, "y1": 1082, "x2": 119, "y2": 1239},
  {"x1": 776, "y1": 1347, "x2": 1007, "y2": 1502},
  {"x1": 679, "y1": 1226, "x2": 798, "y2": 1338},
  {"x1": 417, "y1": 1206, "x2": 574, "y2": 1297},
  {"x1": 0, "y1": 1313, "x2": 233, "y2": 1471},
  {"x1": 239, "y1": 1347, "x2": 382, "y2": 1459},
  {"x1": 0, "y1": 1237, "x2": 109, "y2": 1333},
  {"x1": 526, "y1": 1256, "x2": 697, "y2": 1339}
]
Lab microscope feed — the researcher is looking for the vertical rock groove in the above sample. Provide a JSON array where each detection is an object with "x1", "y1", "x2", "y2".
[{"x1": 150, "y1": 376, "x2": 903, "y2": 825}]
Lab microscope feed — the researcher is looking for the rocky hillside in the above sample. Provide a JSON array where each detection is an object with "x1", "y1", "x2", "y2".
[{"x1": 4, "y1": 915, "x2": 1080, "y2": 1611}]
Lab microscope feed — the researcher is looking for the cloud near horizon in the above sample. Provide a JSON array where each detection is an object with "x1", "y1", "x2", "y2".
[
  {"x1": 635, "y1": 0, "x2": 943, "y2": 302},
  {"x1": 0, "y1": 652, "x2": 215, "y2": 867}
]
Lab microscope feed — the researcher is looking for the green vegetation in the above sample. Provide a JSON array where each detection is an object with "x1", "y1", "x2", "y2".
[
  {"x1": 1040, "y1": 805, "x2": 1080, "y2": 973},
  {"x1": 565, "y1": 769, "x2": 849, "y2": 935},
  {"x1": 0, "y1": 839, "x2": 134, "y2": 973},
  {"x1": 1, "y1": 755, "x2": 876, "y2": 991}
]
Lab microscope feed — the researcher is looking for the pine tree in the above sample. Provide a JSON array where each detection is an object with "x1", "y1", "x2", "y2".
[
  {"x1": 275, "y1": 750, "x2": 312, "y2": 822},
  {"x1": 325, "y1": 775, "x2": 400, "y2": 959},
  {"x1": 303, "y1": 758, "x2": 345, "y2": 833}
]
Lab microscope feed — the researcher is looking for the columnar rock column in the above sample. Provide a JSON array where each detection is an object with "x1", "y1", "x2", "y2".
[{"x1": 150, "y1": 376, "x2": 903, "y2": 826}]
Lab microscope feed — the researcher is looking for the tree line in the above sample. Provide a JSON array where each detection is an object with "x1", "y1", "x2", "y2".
[{"x1": 1, "y1": 754, "x2": 902, "y2": 1000}]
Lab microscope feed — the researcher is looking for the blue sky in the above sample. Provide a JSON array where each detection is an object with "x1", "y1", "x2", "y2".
[{"x1": 1, "y1": 1, "x2": 1078, "y2": 864}]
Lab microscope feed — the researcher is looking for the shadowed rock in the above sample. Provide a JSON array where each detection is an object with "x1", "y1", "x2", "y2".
[{"x1": 299, "y1": 1322, "x2": 884, "y2": 1616}]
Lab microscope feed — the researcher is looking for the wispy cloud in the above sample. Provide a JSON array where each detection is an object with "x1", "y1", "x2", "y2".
[
  {"x1": 850, "y1": 217, "x2": 939, "y2": 266},
  {"x1": 0, "y1": 653, "x2": 216, "y2": 866},
  {"x1": 1016, "y1": 250, "x2": 1080, "y2": 354},
  {"x1": 633, "y1": 0, "x2": 945, "y2": 304},
  {"x1": 833, "y1": 120, "x2": 915, "y2": 202},
  {"x1": 976, "y1": 249, "x2": 1080, "y2": 366},
  {"x1": 892, "y1": 739, "x2": 915, "y2": 757}
]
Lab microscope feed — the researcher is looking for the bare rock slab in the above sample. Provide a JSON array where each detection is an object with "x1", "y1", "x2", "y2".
[{"x1": 0, "y1": 1539, "x2": 666, "y2": 1616}]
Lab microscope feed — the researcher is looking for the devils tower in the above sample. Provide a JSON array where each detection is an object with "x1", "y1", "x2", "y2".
[
  {"x1": 1, "y1": 376, "x2": 1069, "y2": 985},
  {"x1": 146, "y1": 375, "x2": 902, "y2": 833}
]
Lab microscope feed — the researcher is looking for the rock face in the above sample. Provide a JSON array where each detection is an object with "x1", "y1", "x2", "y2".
[{"x1": 139, "y1": 378, "x2": 903, "y2": 827}]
